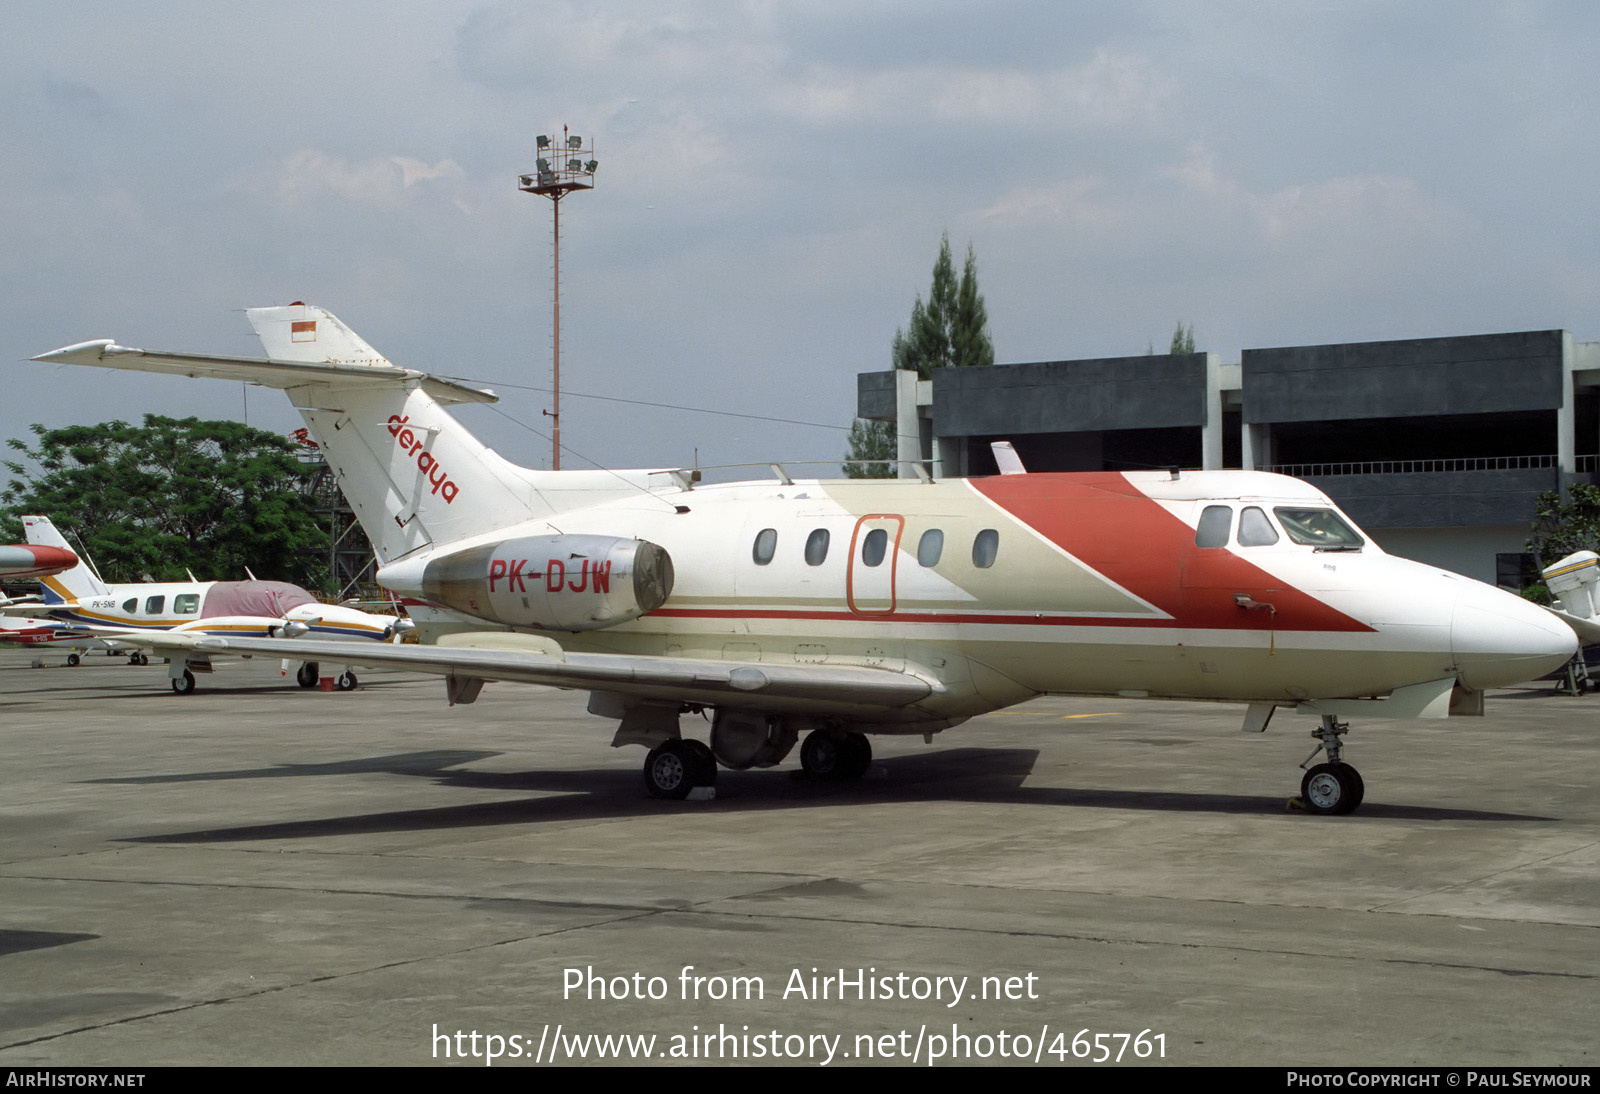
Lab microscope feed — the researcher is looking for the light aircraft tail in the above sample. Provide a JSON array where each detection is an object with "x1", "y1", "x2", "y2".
[
  {"x1": 22, "y1": 516, "x2": 109, "y2": 602},
  {"x1": 35, "y1": 306, "x2": 674, "y2": 566}
]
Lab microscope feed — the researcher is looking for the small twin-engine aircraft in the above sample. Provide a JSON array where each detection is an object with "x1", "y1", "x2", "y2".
[
  {"x1": 0, "y1": 539, "x2": 95, "y2": 661},
  {"x1": 6, "y1": 515, "x2": 412, "y2": 691},
  {"x1": 33, "y1": 305, "x2": 1576, "y2": 813},
  {"x1": 0, "y1": 542, "x2": 77, "y2": 581}
]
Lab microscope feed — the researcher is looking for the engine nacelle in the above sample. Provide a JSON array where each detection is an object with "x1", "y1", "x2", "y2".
[{"x1": 382, "y1": 534, "x2": 674, "y2": 631}]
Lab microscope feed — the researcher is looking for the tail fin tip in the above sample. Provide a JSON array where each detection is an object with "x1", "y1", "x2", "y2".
[{"x1": 246, "y1": 304, "x2": 389, "y2": 366}]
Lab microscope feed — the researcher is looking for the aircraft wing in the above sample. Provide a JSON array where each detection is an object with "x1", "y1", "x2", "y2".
[
  {"x1": 114, "y1": 630, "x2": 942, "y2": 714},
  {"x1": 1544, "y1": 606, "x2": 1600, "y2": 648}
]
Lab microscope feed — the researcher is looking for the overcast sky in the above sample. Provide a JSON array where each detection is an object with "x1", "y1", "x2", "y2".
[{"x1": 5, "y1": 1, "x2": 1598, "y2": 479}]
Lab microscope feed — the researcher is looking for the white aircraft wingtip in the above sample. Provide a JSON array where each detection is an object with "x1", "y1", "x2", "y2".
[{"x1": 32, "y1": 339, "x2": 117, "y2": 364}]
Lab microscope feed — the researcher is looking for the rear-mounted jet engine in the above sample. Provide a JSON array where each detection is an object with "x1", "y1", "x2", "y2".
[{"x1": 382, "y1": 534, "x2": 674, "y2": 631}]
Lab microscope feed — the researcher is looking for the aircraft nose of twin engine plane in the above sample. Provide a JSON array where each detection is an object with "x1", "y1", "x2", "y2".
[{"x1": 1448, "y1": 578, "x2": 1578, "y2": 690}]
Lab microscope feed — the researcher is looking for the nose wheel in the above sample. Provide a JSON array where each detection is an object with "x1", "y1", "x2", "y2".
[{"x1": 1297, "y1": 715, "x2": 1365, "y2": 815}]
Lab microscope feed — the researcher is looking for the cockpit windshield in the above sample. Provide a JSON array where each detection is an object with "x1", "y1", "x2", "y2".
[{"x1": 1274, "y1": 507, "x2": 1364, "y2": 551}]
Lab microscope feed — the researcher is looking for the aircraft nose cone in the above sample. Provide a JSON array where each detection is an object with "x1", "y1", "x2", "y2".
[{"x1": 1451, "y1": 580, "x2": 1577, "y2": 690}]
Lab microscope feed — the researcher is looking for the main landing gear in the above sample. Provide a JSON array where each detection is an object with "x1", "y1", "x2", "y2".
[
  {"x1": 643, "y1": 739, "x2": 717, "y2": 800},
  {"x1": 294, "y1": 663, "x2": 356, "y2": 690},
  {"x1": 1297, "y1": 715, "x2": 1365, "y2": 816},
  {"x1": 641, "y1": 728, "x2": 876, "y2": 799},
  {"x1": 799, "y1": 730, "x2": 872, "y2": 781},
  {"x1": 170, "y1": 669, "x2": 196, "y2": 695}
]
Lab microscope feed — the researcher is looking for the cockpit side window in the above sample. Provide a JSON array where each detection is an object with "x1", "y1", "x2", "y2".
[
  {"x1": 1237, "y1": 507, "x2": 1280, "y2": 547},
  {"x1": 1195, "y1": 505, "x2": 1232, "y2": 548},
  {"x1": 144, "y1": 595, "x2": 165, "y2": 615},
  {"x1": 1275, "y1": 507, "x2": 1365, "y2": 550}
]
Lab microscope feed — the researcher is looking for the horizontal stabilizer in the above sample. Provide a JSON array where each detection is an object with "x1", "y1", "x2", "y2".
[{"x1": 32, "y1": 341, "x2": 495, "y2": 406}]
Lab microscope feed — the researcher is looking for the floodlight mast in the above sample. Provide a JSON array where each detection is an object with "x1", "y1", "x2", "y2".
[{"x1": 518, "y1": 125, "x2": 598, "y2": 470}]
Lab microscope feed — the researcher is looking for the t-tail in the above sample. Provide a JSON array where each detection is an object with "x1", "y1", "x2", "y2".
[
  {"x1": 21, "y1": 515, "x2": 110, "y2": 603},
  {"x1": 33, "y1": 305, "x2": 671, "y2": 566}
]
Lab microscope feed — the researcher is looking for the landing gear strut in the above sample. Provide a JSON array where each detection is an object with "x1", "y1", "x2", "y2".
[
  {"x1": 643, "y1": 739, "x2": 717, "y2": 800},
  {"x1": 1298, "y1": 715, "x2": 1365, "y2": 815},
  {"x1": 800, "y1": 731, "x2": 872, "y2": 781}
]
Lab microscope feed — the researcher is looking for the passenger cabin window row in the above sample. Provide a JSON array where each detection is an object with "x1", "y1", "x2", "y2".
[
  {"x1": 1194, "y1": 505, "x2": 1365, "y2": 551},
  {"x1": 750, "y1": 527, "x2": 1000, "y2": 569},
  {"x1": 122, "y1": 593, "x2": 202, "y2": 615}
]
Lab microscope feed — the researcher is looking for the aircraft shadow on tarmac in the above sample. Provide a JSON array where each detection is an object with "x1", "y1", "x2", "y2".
[{"x1": 97, "y1": 746, "x2": 1553, "y2": 845}]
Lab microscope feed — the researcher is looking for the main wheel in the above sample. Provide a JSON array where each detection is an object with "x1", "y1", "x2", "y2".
[
  {"x1": 643, "y1": 740, "x2": 714, "y2": 800},
  {"x1": 800, "y1": 731, "x2": 843, "y2": 777},
  {"x1": 296, "y1": 663, "x2": 319, "y2": 689},
  {"x1": 1301, "y1": 763, "x2": 1363, "y2": 816},
  {"x1": 837, "y1": 732, "x2": 872, "y2": 780},
  {"x1": 66, "y1": 653, "x2": 80, "y2": 666},
  {"x1": 336, "y1": 671, "x2": 358, "y2": 691},
  {"x1": 170, "y1": 670, "x2": 196, "y2": 695},
  {"x1": 801, "y1": 732, "x2": 871, "y2": 781}
]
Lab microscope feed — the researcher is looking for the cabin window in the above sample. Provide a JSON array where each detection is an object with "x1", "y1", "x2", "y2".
[
  {"x1": 144, "y1": 595, "x2": 165, "y2": 615},
  {"x1": 861, "y1": 528, "x2": 888, "y2": 567},
  {"x1": 752, "y1": 528, "x2": 777, "y2": 565},
  {"x1": 174, "y1": 594, "x2": 200, "y2": 615},
  {"x1": 1275, "y1": 507, "x2": 1364, "y2": 550},
  {"x1": 917, "y1": 529, "x2": 944, "y2": 567},
  {"x1": 1237, "y1": 507, "x2": 1280, "y2": 547},
  {"x1": 804, "y1": 528, "x2": 830, "y2": 566},
  {"x1": 122, "y1": 598, "x2": 137, "y2": 613},
  {"x1": 1195, "y1": 505, "x2": 1232, "y2": 548},
  {"x1": 972, "y1": 528, "x2": 999, "y2": 568}
]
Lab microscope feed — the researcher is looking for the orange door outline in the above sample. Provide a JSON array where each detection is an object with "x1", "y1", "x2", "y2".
[{"x1": 846, "y1": 514, "x2": 905, "y2": 615}]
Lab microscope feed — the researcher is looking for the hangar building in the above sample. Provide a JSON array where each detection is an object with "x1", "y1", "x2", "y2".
[{"x1": 856, "y1": 330, "x2": 1600, "y2": 587}]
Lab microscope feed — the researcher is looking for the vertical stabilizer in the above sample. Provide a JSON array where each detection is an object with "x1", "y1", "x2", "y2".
[
  {"x1": 33, "y1": 306, "x2": 676, "y2": 568},
  {"x1": 22, "y1": 516, "x2": 110, "y2": 601},
  {"x1": 249, "y1": 304, "x2": 389, "y2": 366},
  {"x1": 247, "y1": 305, "x2": 550, "y2": 563}
]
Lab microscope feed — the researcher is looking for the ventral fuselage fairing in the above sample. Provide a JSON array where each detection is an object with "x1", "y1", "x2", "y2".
[{"x1": 32, "y1": 305, "x2": 1576, "y2": 813}]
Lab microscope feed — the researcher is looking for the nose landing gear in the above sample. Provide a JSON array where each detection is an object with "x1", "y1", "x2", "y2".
[{"x1": 1296, "y1": 715, "x2": 1365, "y2": 815}]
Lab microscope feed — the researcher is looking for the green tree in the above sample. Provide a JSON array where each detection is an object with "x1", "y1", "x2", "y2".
[
  {"x1": 845, "y1": 235, "x2": 994, "y2": 475},
  {"x1": 1, "y1": 415, "x2": 330, "y2": 588},
  {"x1": 1528, "y1": 483, "x2": 1600, "y2": 569},
  {"x1": 1170, "y1": 322, "x2": 1196, "y2": 355},
  {"x1": 891, "y1": 234, "x2": 995, "y2": 379},
  {"x1": 843, "y1": 418, "x2": 896, "y2": 479}
]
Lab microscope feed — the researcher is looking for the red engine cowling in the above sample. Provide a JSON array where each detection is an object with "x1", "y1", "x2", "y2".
[{"x1": 411, "y1": 534, "x2": 673, "y2": 631}]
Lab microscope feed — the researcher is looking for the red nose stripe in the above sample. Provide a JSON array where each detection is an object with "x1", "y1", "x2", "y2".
[{"x1": 971, "y1": 474, "x2": 1373, "y2": 633}]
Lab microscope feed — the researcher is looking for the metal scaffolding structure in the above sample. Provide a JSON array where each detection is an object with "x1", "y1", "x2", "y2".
[{"x1": 293, "y1": 433, "x2": 380, "y2": 601}]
